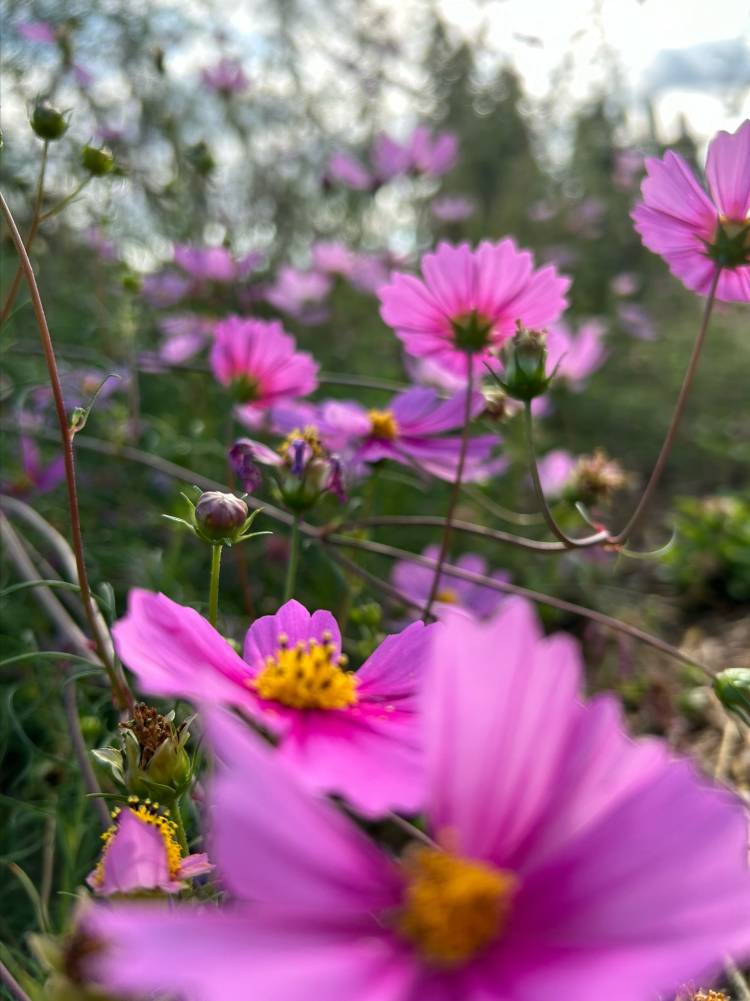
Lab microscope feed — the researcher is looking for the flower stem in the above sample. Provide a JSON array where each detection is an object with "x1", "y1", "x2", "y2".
[
  {"x1": 423, "y1": 362, "x2": 475, "y2": 617},
  {"x1": 208, "y1": 544, "x2": 223, "y2": 628},
  {"x1": 0, "y1": 192, "x2": 132, "y2": 710},
  {"x1": 613, "y1": 268, "x2": 720, "y2": 545},
  {"x1": 284, "y1": 515, "x2": 301, "y2": 602},
  {"x1": 0, "y1": 141, "x2": 48, "y2": 327}
]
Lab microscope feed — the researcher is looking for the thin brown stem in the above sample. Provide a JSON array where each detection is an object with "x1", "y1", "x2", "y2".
[
  {"x1": 0, "y1": 143, "x2": 48, "y2": 327},
  {"x1": 0, "y1": 192, "x2": 132, "y2": 710},
  {"x1": 613, "y1": 268, "x2": 720, "y2": 544},
  {"x1": 424, "y1": 364, "x2": 475, "y2": 616},
  {"x1": 322, "y1": 531, "x2": 713, "y2": 677}
]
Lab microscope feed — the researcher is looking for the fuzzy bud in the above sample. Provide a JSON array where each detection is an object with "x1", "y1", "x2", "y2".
[
  {"x1": 499, "y1": 325, "x2": 550, "y2": 401},
  {"x1": 566, "y1": 449, "x2": 630, "y2": 506},
  {"x1": 30, "y1": 101, "x2": 69, "y2": 141},
  {"x1": 81, "y1": 144, "x2": 115, "y2": 176},
  {"x1": 195, "y1": 491, "x2": 249, "y2": 543}
]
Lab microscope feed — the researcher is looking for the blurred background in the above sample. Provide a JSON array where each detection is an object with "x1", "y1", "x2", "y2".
[{"x1": 1, "y1": 0, "x2": 749, "y2": 962}]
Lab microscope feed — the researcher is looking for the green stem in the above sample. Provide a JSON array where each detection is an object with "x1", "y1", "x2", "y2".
[
  {"x1": 423, "y1": 362, "x2": 475, "y2": 617},
  {"x1": 284, "y1": 516, "x2": 301, "y2": 602},
  {"x1": 208, "y1": 544, "x2": 223, "y2": 627},
  {"x1": 523, "y1": 402, "x2": 583, "y2": 548}
]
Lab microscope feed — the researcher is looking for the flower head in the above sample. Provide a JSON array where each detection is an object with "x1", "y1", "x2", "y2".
[
  {"x1": 2, "y1": 435, "x2": 65, "y2": 498},
  {"x1": 87, "y1": 798, "x2": 211, "y2": 896},
  {"x1": 632, "y1": 120, "x2": 750, "y2": 301},
  {"x1": 265, "y1": 266, "x2": 332, "y2": 323},
  {"x1": 545, "y1": 319, "x2": 608, "y2": 390},
  {"x1": 393, "y1": 545, "x2": 509, "y2": 618},
  {"x1": 210, "y1": 316, "x2": 318, "y2": 419},
  {"x1": 201, "y1": 57, "x2": 248, "y2": 95},
  {"x1": 89, "y1": 600, "x2": 750, "y2": 1000},
  {"x1": 408, "y1": 126, "x2": 458, "y2": 177},
  {"x1": 378, "y1": 240, "x2": 570, "y2": 376},
  {"x1": 174, "y1": 245, "x2": 260, "y2": 283},
  {"x1": 112, "y1": 595, "x2": 434, "y2": 816},
  {"x1": 431, "y1": 195, "x2": 475, "y2": 223},
  {"x1": 325, "y1": 151, "x2": 373, "y2": 191}
]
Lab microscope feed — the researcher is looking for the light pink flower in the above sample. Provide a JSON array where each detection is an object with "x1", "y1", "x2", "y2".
[
  {"x1": 140, "y1": 271, "x2": 192, "y2": 308},
  {"x1": 158, "y1": 314, "x2": 216, "y2": 364},
  {"x1": 613, "y1": 148, "x2": 643, "y2": 191},
  {"x1": 311, "y1": 241, "x2": 355, "y2": 275},
  {"x1": 112, "y1": 595, "x2": 434, "y2": 816},
  {"x1": 265, "y1": 266, "x2": 332, "y2": 323},
  {"x1": 610, "y1": 272, "x2": 639, "y2": 297},
  {"x1": 90, "y1": 600, "x2": 750, "y2": 1001},
  {"x1": 18, "y1": 20, "x2": 56, "y2": 43},
  {"x1": 378, "y1": 240, "x2": 570, "y2": 376},
  {"x1": 372, "y1": 133, "x2": 411, "y2": 182},
  {"x1": 618, "y1": 302, "x2": 656, "y2": 341},
  {"x1": 546, "y1": 319, "x2": 608, "y2": 390},
  {"x1": 210, "y1": 316, "x2": 318, "y2": 419},
  {"x1": 201, "y1": 57, "x2": 248, "y2": 95},
  {"x1": 326, "y1": 151, "x2": 373, "y2": 191},
  {"x1": 347, "y1": 252, "x2": 391, "y2": 294},
  {"x1": 536, "y1": 448, "x2": 576, "y2": 497},
  {"x1": 174, "y1": 245, "x2": 260, "y2": 283},
  {"x1": 408, "y1": 126, "x2": 458, "y2": 177},
  {"x1": 431, "y1": 195, "x2": 475, "y2": 223},
  {"x1": 393, "y1": 544, "x2": 508, "y2": 618},
  {"x1": 632, "y1": 120, "x2": 750, "y2": 301},
  {"x1": 87, "y1": 805, "x2": 212, "y2": 896}
]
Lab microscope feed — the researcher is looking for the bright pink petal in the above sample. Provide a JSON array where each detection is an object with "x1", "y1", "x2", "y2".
[
  {"x1": 705, "y1": 119, "x2": 750, "y2": 220},
  {"x1": 243, "y1": 599, "x2": 341, "y2": 667},
  {"x1": 87, "y1": 809, "x2": 175, "y2": 895},
  {"x1": 639, "y1": 151, "x2": 716, "y2": 232}
]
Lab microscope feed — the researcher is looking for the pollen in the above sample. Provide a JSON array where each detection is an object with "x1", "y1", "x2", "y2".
[
  {"x1": 435, "y1": 587, "x2": 460, "y2": 605},
  {"x1": 368, "y1": 409, "x2": 399, "y2": 440},
  {"x1": 92, "y1": 798, "x2": 183, "y2": 887},
  {"x1": 395, "y1": 846, "x2": 518, "y2": 968},
  {"x1": 278, "y1": 426, "x2": 324, "y2": 460},
  {"x1": 250, "y1": 635, "x2": 357, "y2": 710}
]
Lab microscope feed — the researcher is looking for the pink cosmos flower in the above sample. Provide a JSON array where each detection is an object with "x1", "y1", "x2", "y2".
[
  {"x1": 88, "y1": 599, "x2": 750, "y2": 1001},
  {"x1": 140, "y1": 271, "x2": 192, "y2": 308},
  {"x1": 265, "y1": 266, "x2": 332, "y2": 323},
  {"x1": 112, "y1": 594, "x2": 433, "y2": 816},
  {"x1": 408, "y1": 126, "x2": 458, "y2": 177},
  {"x1": 405, "y1": 354, "x2": 469, "y2": 394},
  {"x1": 18, "y1": 20, "x2": 56, "y2": 43},
  {"x1": 201, "y1": 57, "x2": 248, "y2": 95},
  {"x1": 378, "y1": 240, "x2": 570, "y2": 376},
  {"x1": 311, "y1": 240, "x2": 355, "y2": 275},
  {"x1": 613, "y1": 148, "x2": 643, "y2": 191},
  {"x1": 545, "y1": 319, "x2": 608, "y2": 390},
  {"x1": 632, "y1": 120, "x2": 750, "y2": 301},
  {"x1": 536, "y1": 448, "x2": 577, "y2": 498},
  {"x1": 431, "y1": 195, "x2": 475, "y2": 223},
  {"x1": 174, "y1": 245, "x2": 261, "y2": 283},
  {"x1": 158, "y1": 314, "x2": 216, "y2": 364},
  {"x1": 326, "y1": 151, "x2": 374, "y2": 191},
  {"x1": 372, "y1": 133, "x2": 411, "y2": 182},
  {"x1": 210, "y1": 316, "x2": 318, "y2": 420},
  {"x1": 315, "y1": 386, "x2": 503, "y2": 482},
  {"x1": 618, "y1": 302, "x2": 656, "y2": 341},
  {"x1": 610, "y1": 272, "x2": 639, "y2": 297},
  {"x1": 347, "y1": 252, "x2": 391, "y2": 294},
  {"x1": 87, "y1": 803, "x2": 212, "y2": 896},
  {"x1": 2, "y1": 436, "x2": 65, "y2": 498},
  {"x1": 393, "y1": 544, "x2": 508, "y2": 617}
]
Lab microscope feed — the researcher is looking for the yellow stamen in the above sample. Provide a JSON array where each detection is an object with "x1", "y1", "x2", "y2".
[
  {"x1": 278, "y1": 426, "x2": 324, "y2": 460},
  {"x1": 250, "y1": 637, "x2": 357, "y2": 710},
  {"x1": 395, "y1": 846, "x2": 517, "y2": 968},
  {"x1": 435, "y1": 588, "x2": 460, "y2": 605},
  {"x1": 92, "y1": 798, "x2": 183, "y2": 887},
  {"x1": 368, "y1": 409, "x2": 399, "y2": 440}
]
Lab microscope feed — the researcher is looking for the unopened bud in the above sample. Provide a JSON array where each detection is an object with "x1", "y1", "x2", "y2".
[
  {"x1": 499, "y1": 325, "x2": 551, "y2": 401},
  {"x1": 195, "y1": 491, "x2": 249, "y2": 543},
  {"x1": 30, "y1": 101, "x2": 69, "y2": 141},
  {"x1": 187, "y1": 140, "x2": 215, "y2": 176},
  {"x1": 567, "y1": 449, "x2": 629, "y2": 506},
  {"x1": 713, "y1": 667, "x2": 750, "y2": 726},
  {"x1": 81, "y1": 144, "x2": 115, "y2": 176}
]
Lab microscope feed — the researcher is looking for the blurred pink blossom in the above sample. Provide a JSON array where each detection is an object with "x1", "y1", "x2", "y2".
[
  {"x1": 201, "y1": 58, "x2": 248, "y2": 94},
  {"x1": 431, "y1": 195, "x2": 475, "y2": 222}
]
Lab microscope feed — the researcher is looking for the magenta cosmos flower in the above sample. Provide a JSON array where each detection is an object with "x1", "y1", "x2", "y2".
[
  {"x1": 545, "y1": 319, "x2": 608, "y2": 390},
  {"x1": 378, "y1": 240, "x2": 570, "y2": 376},
  {"x1": 393, "y1": 544, "x2": 508, "y2": 618},
  {"x1": 174, "y1": 244, "x2": 261, "y2": 283},
  {"x1": 632, "y1": 120, "x2": 750, "y2": 301},
  {"x1": 88, "y1": 599, "x2": 750, "y2": 1001},
  {"x1": 210, "y1": 316, "x2": 318, "y2": 421},
  {"x1": 314, "y1": 386, "x2": 502, "y2": 482},
  {"x1": 113, "y1": 594, "x2": 433, "y2": 817},
  {"x1": 87, "y1": 800, "x2": 212, "y2": 896}
]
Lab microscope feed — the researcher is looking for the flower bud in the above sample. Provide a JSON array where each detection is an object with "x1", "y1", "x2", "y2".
[
  {"x1": 566, "y1": 449, "x2": 629, "y2": 506},
  {"x1": 187, "y1": 139, "x2": 216, "y2": 176},
  {"x1": 81, "y1": 144, "x2": 115, "y2": 176},
  {"x1": 30, "y1": 101, "x2": 69, "y2": 141},
  {"x1": 195, "y1": 490, "x2": 249, "y2": 543},
  {"x1": 499, "y1": 325, "x2": 550, "y2": 401},
  {"x1": 713, "y1": 667, "x2": 750, "y2": 726}
]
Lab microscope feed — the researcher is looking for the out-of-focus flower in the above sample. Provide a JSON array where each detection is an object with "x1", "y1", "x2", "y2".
[
  {"x1": 72, "y1": 63, "x2": 94, "y2": 88},
  {"x1": 347, "y1": 252, "x2": 391, "y2": 293},
  {"x1": 157, "y1": 314, "x2": 215, "y2": 364},
  {"x1": 210, "y1": 316, "x2": 318, "y2": 421},
  {"x1": 1, "y1": 435, "x2": 65, "y2": 498},
  {"x1": 570, "y1": 448, "x2": 631, "y2": 506},
  {"x1": 265, "y1": 266, "x2": 331, "y2": 323},
  {"x1": 566, "y1": 196, "x2": 606, "y2": 237},
  {"x1": 316, "y1": 386, "x2": 503, "y2": 482},
  {"x1": 536, "y1": 448, "x2": 577, "y2": 498},
  {"x1": 617, "y1": 302, "x2": 656, "y2": 340},
  {"x1": 87, "y1": 799, "x2": 211, "y2": 896},
  {"x1": 86, "y1": 227, "x2": 119, "y2": 263},
  {"x1": 378, "y1": 240, "x2": 569, "y2": 377},
  {"x1": 372, "y1": 132, "x2": 411, "y2": 182},
  {"x1": 393, "y1": 544, "x2": 508, "y2": 617},
  {"x1": 112, "y1": 595, "x2": 434, "y2": 816},
  {"x1": 431, "y1": 195, "x2": 475, "y2": 223},
  {"x1": 610, "y1": 272, "x2": 639, "y2": 297},
  {"x1": 408, "y1": 125, "x2": 458, "y2": 176},
  {"x1": 311, "y1": 240, "x2": 354, "y2": 275},
  {"x1": 546, "y1": 318, "x2": 608, "y2": 390},
  {"x1": 174, "y1": 245, "x2": 261, "y2": 284},
  {"x1": 632, "y1": 119, "x2": 750, "y2": 301},
  {"x1": 405, "y1": 354, "x2": 468, "y2": 394},
  {"x1": 201, "y1": 57, "x2": 248, "y2": 95},
  {"x1": 141, "y1": 271, "x2": 192, "y2": 308},
  {"x1": 89, "y1": 600, "x2": 750, "y2": 1001},
  {"x1": 18, "y1": 20, "x2": 56, "y2": 43},
  {"x1": 325, "y1": 150, "x2": 373, "y2": 191},
  {"x1": 613, "y1": 147, "x2": 643, "y2": 191},
  {"x1": 527, "y1": 198, "x2": 557, "y2": 223}
]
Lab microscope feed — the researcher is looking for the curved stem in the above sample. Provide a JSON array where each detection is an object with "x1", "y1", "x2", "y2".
[
  {"x1": 424, "y1": 363, "x2": 475, "y2": 617},
  {"x1": 613, "y1": 268, "x2": 720, "y2": 545},
  {"x1": 284, "y1": 516, "x2": 301, "y2": 602},
  {"x1": 208, "y1": 544, "x2": 223, "y2": 628},
  {"x1": 0, "y1": 960, "x2": 33, "y2": 1001},
  {"x1": 0, "y1": 142, "x2": 48, "y2": 327},
  {"x1": 0, "y1": 192, "x2": 132, "y2": 710}
]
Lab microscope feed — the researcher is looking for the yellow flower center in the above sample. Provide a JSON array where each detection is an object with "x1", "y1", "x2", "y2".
[
  {"x1": 278, "y1": 426, "x2": 324, "y2": 460},
  {"x1": 250, "y1": 632, "x2": 357, "y2": 710},
  {"x1": 93, "y1": 798, "x2": 183, "y2": 887},
  {"x1": 395, "y1": 846, "x2": 518, "y2": 968},
  {"x1": 435, "y1": 587, "x2": 460, "y2": 605},
  {"x1": 368, "y1": 409, "x2": 399, "y2": 440}
]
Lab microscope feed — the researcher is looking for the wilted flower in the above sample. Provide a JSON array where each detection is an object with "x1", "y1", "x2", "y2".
[
  {"x1": 201, "y1": 57, "x2": 248, "y2": 95},
  {"x1": 393, "y1": 545, "x2": 509, "y2": 618},
  {"x1": 112, "y1": 595, "x2": 434, "y2": 816},
  {"x1": 632, "y1": 119, "x2": 750, "y2": 301},
  {"x1": 210, "y1": 316, "x2": 318, "y2": 420},
  {"x1": 88, "y1": 600, "x2": 750, "y2": 1000},
  {"x1": 87, "y1": 798, "x2": 211, "y2": 895},
  {"x1": 378, "y1": 240, "x2": 569, "y2": 376}
]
